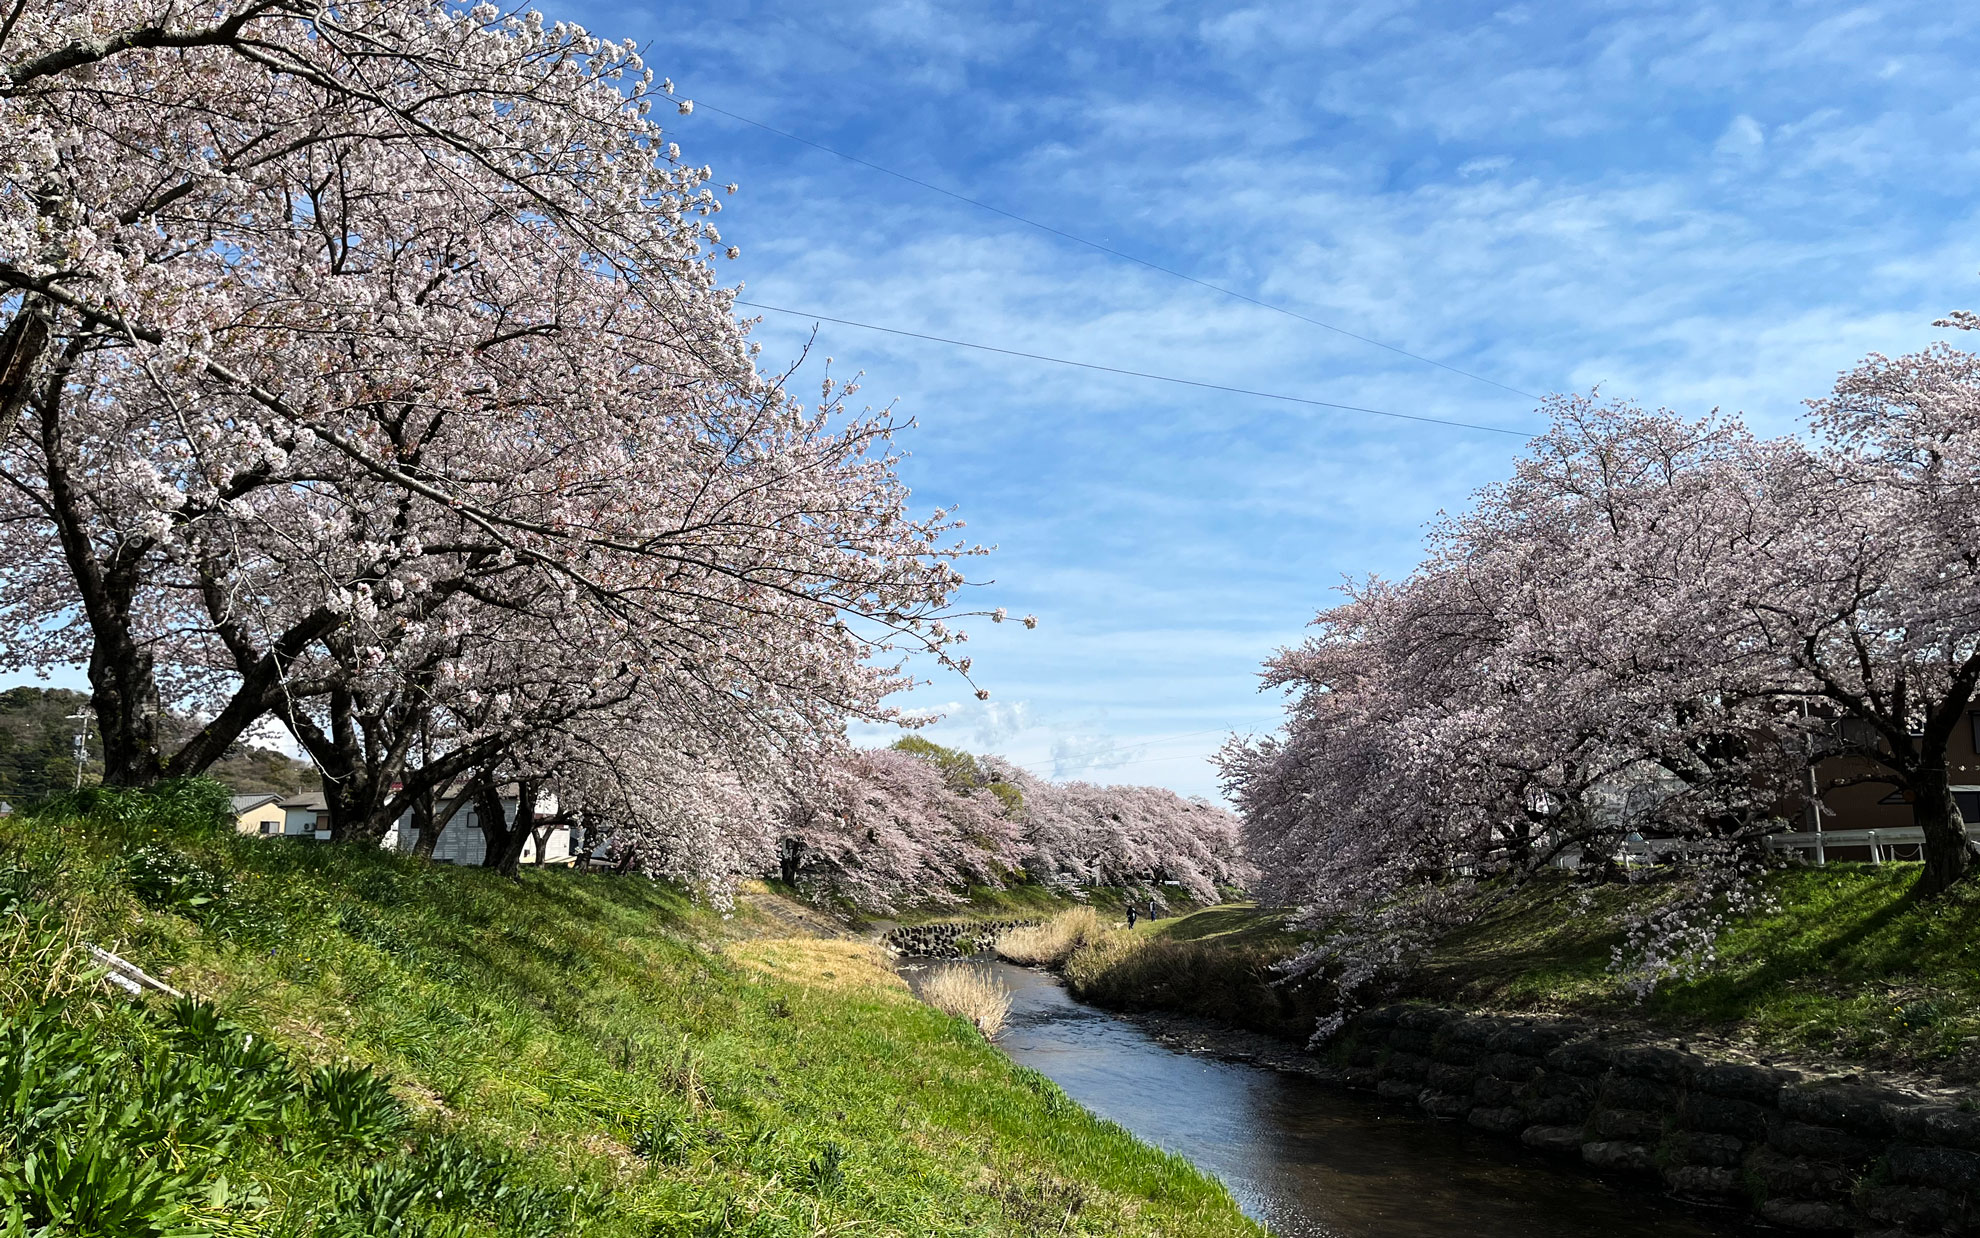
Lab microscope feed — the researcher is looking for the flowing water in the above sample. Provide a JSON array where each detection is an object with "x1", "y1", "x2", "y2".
[{"x1": 904, "y1": 957, "x2": 1751, "y2": 1238}]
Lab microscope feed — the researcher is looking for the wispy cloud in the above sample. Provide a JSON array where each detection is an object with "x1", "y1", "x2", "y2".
[{"x1": 27, "y1": 0, "x2": 1976, "y2": 804}]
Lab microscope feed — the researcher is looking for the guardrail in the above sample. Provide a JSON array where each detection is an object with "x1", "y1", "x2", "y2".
[{"x1": 1763, "y1": 824, "x2": 1980, "y2": 864}]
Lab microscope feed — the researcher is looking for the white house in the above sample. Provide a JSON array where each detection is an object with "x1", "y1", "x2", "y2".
[
  {"x1": 379, "y1": 788, "x2": 575, "y2": 866},
  {"x1": 245, "y1": 787, "x2": 577, "y2": 865}
]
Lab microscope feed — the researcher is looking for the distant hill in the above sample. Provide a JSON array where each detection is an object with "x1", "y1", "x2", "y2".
[{"x1": 0, "y1": 686, "x2": 319, "y2": 803}]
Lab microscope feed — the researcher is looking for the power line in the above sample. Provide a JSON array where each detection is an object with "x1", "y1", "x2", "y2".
[
  {"x1": 686, "y1": 96, "x2": 1543, "y2": 403},
  {"x1": 737, "y1": 299, "x2": 1539, "y2": 438}
]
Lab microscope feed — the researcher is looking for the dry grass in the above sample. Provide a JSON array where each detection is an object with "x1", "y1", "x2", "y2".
[
  {"x1": 729, "y1": 937, "x2": 905, "y2": 993},
  {"x1": 995, "y1": 906, "x2": 1106, "y2": 967},
  {"x1": 919, "y1": 963, "x2": 1014, "y2": 1038}
]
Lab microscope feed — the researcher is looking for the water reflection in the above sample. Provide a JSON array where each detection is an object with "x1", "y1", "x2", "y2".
[{"x1": 905, "y1": 958, "x2": 1748, "y2": 1238}]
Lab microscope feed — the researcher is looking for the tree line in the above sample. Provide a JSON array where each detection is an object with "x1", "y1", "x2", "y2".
[
  {"x1": 782, "y1": 737, "x2": 1250, "y2": 911},
  {"x1": 1220, "y1": 342, "x2": 1980, "y2": 1016}
]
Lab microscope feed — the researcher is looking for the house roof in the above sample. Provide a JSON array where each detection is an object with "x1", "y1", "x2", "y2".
[
  {"x1": 280, "y1": 792, "x2": 329, "y2": 811},
  {"x1": 230, "y1": 793, "x2": 284, "y2": 812}
]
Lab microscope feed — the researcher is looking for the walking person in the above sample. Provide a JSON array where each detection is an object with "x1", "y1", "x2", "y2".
[
  {"x1": 1126, "y1": 902, "x2": 1138, "y2": 928},
  {"x1": 1147, "y1": 897, "x2": 1159, "y2": 923}
]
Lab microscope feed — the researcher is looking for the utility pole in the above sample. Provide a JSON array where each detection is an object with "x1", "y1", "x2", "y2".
[{"x1": 65, "y1": 708, "x2": 92, "y2": 790}]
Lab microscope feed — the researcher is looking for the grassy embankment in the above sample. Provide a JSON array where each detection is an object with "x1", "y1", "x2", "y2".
[
  {"x1": 0, "y1": 783, "x2": 1260, "y2": 1237},
  {"x1": 1042, "y1": 867, "x2": 1980, "y2": 1080}
]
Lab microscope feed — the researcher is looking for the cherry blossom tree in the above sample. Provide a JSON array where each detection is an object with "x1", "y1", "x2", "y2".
[
  {"x1": 780, "y1": 745, "x2": 1023, "y2": 912},
  {"x1": 1225, "y1": 356, "x2": 1980, "y2": 1033},
  {"x1": 1741, "y1": 345, "x2": 1980, "y2": 897},
  {"x1": 0, "y1": 0, "x2": 992, "y2": 863},
  {"x1": 991, "y1": 764, "x2": 1248, "y2": 903},
  {"x1": 1220, "y1": 397, "x2": 1823, "y2": 1019}
]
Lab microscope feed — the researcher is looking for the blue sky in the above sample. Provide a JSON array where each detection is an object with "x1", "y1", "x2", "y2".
[
  {"x1": 23, "y1": 2, "x2": 1980, "y2": 799},
  {"x1": 579, "y1": 0, "x2": 1980, "y2": 798}
]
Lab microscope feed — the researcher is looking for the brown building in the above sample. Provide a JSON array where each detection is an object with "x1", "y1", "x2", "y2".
[{"x1": 1774, "y1": 714, "x2": 1980, "y2": 864}]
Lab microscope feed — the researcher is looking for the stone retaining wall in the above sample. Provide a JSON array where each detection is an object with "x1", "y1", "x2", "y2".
[
  {"x1": 1337, "y1": 1005, "x2": 1978, "y2": 1235},
  {"x1": 881, "y1": 919, "x2": 1034, "y2": 958}
]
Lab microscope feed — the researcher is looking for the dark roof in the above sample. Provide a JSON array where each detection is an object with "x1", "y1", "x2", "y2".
[{"x1": 230, "y1": 793, "x2": 284, "y2": 812}]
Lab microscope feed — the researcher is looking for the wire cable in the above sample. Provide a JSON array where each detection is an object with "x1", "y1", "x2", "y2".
[
  {"x1": 687, "y1": 96, "x2": 1543, "y2": 403},
  {"x1": 736, "y1": 299, "x2": 1539, "y2": 438}
]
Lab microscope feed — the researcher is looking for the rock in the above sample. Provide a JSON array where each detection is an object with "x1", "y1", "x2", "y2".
[
  {"x1": 1377, "y1": 1051, "x2": 1430, "y2": 1083},
  {"x1": 1491, "y1": 1024, "x2": 1577, "y2": 1057},
  {"x1": 1680, "y1": 1090, "x2": 1775, "y2": 1141},
  {"x1": 1891, "y1": 1104, "x2": 1980, "y2": 1154},
  {"x1": 1389, "y1": 1028, "x2": 1435, "y2": 1056},
  {"x1": 1341, "y1": 1066, "x2": 1379, "y2": 1090},
  {"x1": 1581, "y1": 1140, "x2": 1658, "y2": 1174},
  {"x1": 1692, "y1": 1062, "x2": 1799, "y2": 1106},
  {"x1": 1745, "y1": 1146, "x2": 1852, "y2": 1198},
  {"x1": 1432, "y1": 1041, "x2": 1481, "y2": 1067},
  {"x1": 1589, "y1": 1107, "x2": 1664, "y2": 1143},
  {"x1": 1778, "y1": 1083, "x2": 1909, "y2": 1140},
  {"x1": 1357, "y1": 1005, "x2": 1406, "y2": 1029},
  {"x1": 1419, "y1": 1090, "x2": 1473, "y2": 1120},
  {"x1": 1886, "y1": 1143, "x2": 1980, "y2": 1192},
  {"x1": 1477, "y1": 1051, "x2": 1544, "y2": 1082},
  {"x1": 1469, "y1": 1105, "x2": 1527, "y2": 1135},
  {"x1": 1757, "y1": 1197, "x2": 1854, "y2": 1231},
  {"x1": 1375, "y1": 1078, "x2": 1421, "y2": 1103},
  {"x1": 1426, "y1": 1062, "x2": 1477, "y2": 1094},
  {"x1": 1601, "y1": 1073, "x2": 1680, "y2": 1112},
  {"x1": 1445, "y1": 1017, "x2": 1501, "y2": 1048},
  {"x1": 1546, "y1": 1039, "x2": 1614, "y2": 1077},
  {"x1": 1856, "y1": 1184, "x2": 1956, "y2": 1233},
  {"x1": 1772, "y1": 1121, "x2": 1876, "y2": 1166},
  {"x1": 1473, "y1": 1075, "x2": 1520, "y2": 1108},
  {"x1": 1525, "y1": 1094, "x2": 1593, "y2": 1126},
  {"x1": 1610, "y1": 1045, "x2": 1701, "y2": 1085},
  {"x1": 1521, "y1": 1125, "x2": 1586, "y2": 1155},
  {"x1": 1663, "y1": 1130, "x2": 1744, "y2": 1168},
  {"x1": 1663, "y1": 1164, "x2": 1743, "y2": 1200},
  {"x1": 1396, "y1": 1006, "x2": 1451, "y2": 1033}
]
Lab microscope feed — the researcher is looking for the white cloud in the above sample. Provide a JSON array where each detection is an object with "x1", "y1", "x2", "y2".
[{"x1": 1715, "y1": 113, "x2": 1767, "y2": 158}]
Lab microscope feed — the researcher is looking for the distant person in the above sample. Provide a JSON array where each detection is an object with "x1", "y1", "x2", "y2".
[
  {"x1": 1147, "y1": 898, "x2": 1159, "y2": 923},
  {"x1": 1126, "y1": 902, "x2": 1138, "y2": 928}
]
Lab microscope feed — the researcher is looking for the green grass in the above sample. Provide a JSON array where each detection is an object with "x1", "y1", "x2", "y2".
[
  {"x1": 1072, "y1": 870, "x2": 1980, "y2": 1080},
  {"x1": 1055, "y1": 905, "x2": 1324, "y2": 1040},
  {"x1": 1, "y1": 784, "x2": 1262, "y2": 1237},
  {"x1": 1423, "y1": 866, "x2": 1980, "y2": 1076}
]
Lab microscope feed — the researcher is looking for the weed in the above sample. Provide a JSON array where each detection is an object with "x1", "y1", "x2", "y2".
[
  {"x1": 918, "y1": 963, "x2": 1014, "y2": 1037},
  {"x1": 996, "y1": 907, "x2": 1105, "y2": 967},
  {"x1": 799, "y1": 1141, "x2": 848, "y2": 1197},
  {"x1": 122, "y1": 843, "x2": 230, "y2": 919},
  {"x1": 304, "y1": 1064, "x2": 412, "y2": 1153}
]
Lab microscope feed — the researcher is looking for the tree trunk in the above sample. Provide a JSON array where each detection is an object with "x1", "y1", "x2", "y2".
[
  {"x1": 87, "y1": 623, "x2": 163, "y2": 786},
  {"x1": 1913, "y1": 760, "x2": 1972, "y2": 898},
  {"x1": 484, "y1": 779, "x2": 535, "y2": 878},
  {"x1": 474, "y1": 775, "x2": 537, "y2": 877},
  {"x1": 408, "y1": 789, "x2": 436, "y2": 858}
]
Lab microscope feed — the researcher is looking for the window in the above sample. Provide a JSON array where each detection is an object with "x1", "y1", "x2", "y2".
[
  {"x1": 1958, "y1": 791, "x2": 1980, "y2": 824},
  {"x1": 1970, "y1": 712, "x2": 1980, "y2": 757},
  {"x1": 260, "y1": 821, "x2": 277, "y2": 834}
]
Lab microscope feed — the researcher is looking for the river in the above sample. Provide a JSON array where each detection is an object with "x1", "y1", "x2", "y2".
[{"x1": 904, "y1": 957, "x2": 1751, "y2": 1238}]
